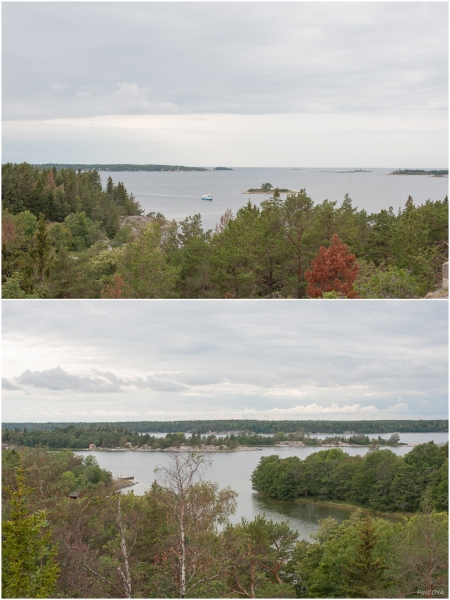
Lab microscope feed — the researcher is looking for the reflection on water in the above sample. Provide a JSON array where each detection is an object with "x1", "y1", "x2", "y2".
[{"x1": 250, "y1": 494, "x2": 349, "y2": 540}]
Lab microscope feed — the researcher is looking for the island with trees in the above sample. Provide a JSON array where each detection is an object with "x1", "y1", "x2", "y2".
[
  {"x1": 389, "y1": 169, "x2": 448, "y2": 177},
  {"x1": 251, "y1": 442, "x2": 448, "y2": 511},
  {"x1": 2, "y1": 163, "x2": 448, "y2": 299},
  {"x1": 243, "y1": 183, "x2": 295, "y2": 193},
  {"x1": 2, "y1": 423, "x2": 414, "y2": 452},
  {"x1": 32, "y1": 163, "x2": 208, "y2": 172},
  {"x1": 2, "y1": 443, "x2": 448, "y2": 598}
]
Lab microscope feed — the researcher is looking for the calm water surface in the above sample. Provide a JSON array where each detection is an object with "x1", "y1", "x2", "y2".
[
  {"x1": 99, "y1": 168, "x2": 448, "y2": 231},
  {"x1": 76, "y1": 432, "x2": 447, "y2": 540}
]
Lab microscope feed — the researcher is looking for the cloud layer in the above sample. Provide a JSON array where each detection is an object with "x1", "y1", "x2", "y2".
[
  {"x1": 2, "y1": 2, "x2": 447, "y2": 166},
  {"x1": 2, "y1": 3, "x2": 447, "y2": 120},
  {"x1": 2, "y1": 301, "x2": 447, "y2": 423}
]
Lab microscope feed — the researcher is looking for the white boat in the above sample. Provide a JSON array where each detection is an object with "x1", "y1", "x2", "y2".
[{"x1": 202, "y1": 194, "x2": 213, "y2": 201}]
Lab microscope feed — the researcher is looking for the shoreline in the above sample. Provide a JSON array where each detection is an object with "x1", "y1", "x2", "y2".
[
  {"x1": 4, "y1": 441, "x2": 423, "y2": 453},
  {"x1": 259, "y1": 493, "x2": 413, "y2": 521},
  {"x1": 72, "y1": 441, "x2": 411, "y2": 453}
]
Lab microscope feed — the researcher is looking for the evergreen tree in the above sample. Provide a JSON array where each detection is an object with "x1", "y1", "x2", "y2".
[
  {"x1": 341, "y1": 516, "x2": 387, "y2": 597},
  {"x1": 281, "y1": 189, "x2": 315, "y2": 298},
  {"x1": 2, "y1": 463, "x2": 59, "y2": 598},
  {"x1": 3, "y1": 188, "x2": 25, "y2": 215},
  {"x1": 392, "y1": 196, "x2": 430, "y2": 272},
  {"x1": 29, "y1": 214, "x2": 52, "y2": 291},
  {"x1": 106, "y1": 175, "x2": 114, "y2": 196}
]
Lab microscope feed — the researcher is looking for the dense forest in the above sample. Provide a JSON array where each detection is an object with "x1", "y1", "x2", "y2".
[
  {"x1": 251, "y1": 443, "x2": 448, "y2": 512},
  {"x1": 2, "y1": 163, "x2": 448, "y2": 299},
  {"x1": 33, "y1": 163, "x2": 208, "y2": 172},
  {"x1": 3, "y1": 419, "x2": 447, "y2": 434},
  {"x1": 1, "y1": 424, "x2": 405, "y2": 451},
  {"x1": 2, "y1": 446, "x2": 448, "y2": 598}
]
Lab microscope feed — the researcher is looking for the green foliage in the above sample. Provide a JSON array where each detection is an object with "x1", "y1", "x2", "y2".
[
  {"x1": 3, "y1": 163, "x2": 447, "y2": 298},
  {"x1": 4, "y1": 418, "x2": 447, "y2": 435},
  {"x1": 251, "y1": 443, "x2": 448, "y2": 512},
  {"x1": 356, "y1": 261, "x2": 425, "y2": 298},
  {"x1": 2, "y1": 463, "x2": 59, "y2": 598},
  {"x1": 391, "y1": 169, "x2": 448, "y2": 176},
  {"x1": 341, "y1": 517, "x2": 387, "y2": 597},
  {"x1": 286, "y1": 511, "x2": 400, "y2": 598},
  {"x1": 62, "y1": 212, "x2": 105, "y2": 250},
  {"x1": 386, "y1": 495, "x2": 448, "y2": 596},
  {"x1": 1, "y1": 446, "x2": 448, "y2": 599},
  {"x1": 392, "y1": 197, "x2": 430, "y2": 272},
  {"x1": 117, "y1": 222, "x2": 179, "y2": 298},
  {"x1": 2, "y1": 272, "x2": 42, "y2": 298},
  {"x1": 223, "y1": 515, "x2": 298, "y2": 597}
]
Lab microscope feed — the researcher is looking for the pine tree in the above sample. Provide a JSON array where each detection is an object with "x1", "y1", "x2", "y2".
[
  {"x1": 392, "y1": 196, "x2": 429, "y2": 271},
  {"x1": 3, "y1": 188, "x2": 25, "y2": 215},
  {"x1": 341, "y1": 517, "x2": 387, "y2": 597},
  {"x1": 2, "y1": 463, "x2": 59, "y2": 598},
  {"x1": 106, "y1": 175, "x2": 114, "y2": 196},
  {"x1": 29, "y1": 213, "x2": 52, "y2": 290}
]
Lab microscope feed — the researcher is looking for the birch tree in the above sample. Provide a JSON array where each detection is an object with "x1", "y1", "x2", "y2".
[{"x1": 154, "y1": 453, "x2": 237, "y2": 597}]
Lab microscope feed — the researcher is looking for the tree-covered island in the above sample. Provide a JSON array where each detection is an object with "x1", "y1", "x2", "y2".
[
  {"x1": 243, "y1": 183, "x2": 295, "y2": 193},
  {"x1": 33, "y1": 163, "x2": 209, "y2": 172},
  {"x1": 2, "y1": 423, "x2": 414, "y2": 451},
  {"x1": 251, "y1": 443, "x2": 448, "y2": 512},
  {"x1": 390, "y1": 169, "x2": 448, "y2": 177},
  {"x1": 2, "y1": 163, "x2": 448, "y2": 299}
]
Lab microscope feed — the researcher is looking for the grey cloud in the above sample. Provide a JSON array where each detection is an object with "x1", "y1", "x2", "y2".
[
  {"x1": 2, "y1": 3, "x2": 447, "y2": 120},
  {"x1": 173, "y1": 372, "x2": 227, "y2": 386},
  {"x1": 2, "y1": 378, "x2": 20, "y2": 390},
  {"x1": 94, "y1": 370, "x2": 188, "y2": 392},
  {"x1": 3, "y1": 301, "x2": 447, "y2": 421},
  {"x1": 136, "y1": 377, "x2": 187, "y2": 393},
  {"x1": 16, "y1": 366, "x2": 121, "y2": 393},
  {"x1": 41, "y1": 82, "x2": 181, "y2": 117}
]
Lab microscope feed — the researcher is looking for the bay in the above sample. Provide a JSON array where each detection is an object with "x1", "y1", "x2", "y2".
[
  {"x1": 75, "y1": 431, "x2": 447, "y2": 540},
  {"x1": 99, "y1": 167, "x2": 448, "y2": 231}
]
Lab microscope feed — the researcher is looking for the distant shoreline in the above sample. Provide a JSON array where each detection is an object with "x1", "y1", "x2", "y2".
[
  {"x1": 31, "y1": 163, "x2": 210, "y2": 172},
  {"x1": 74, "y1": 441, "x2": 410, "y2": 453}
]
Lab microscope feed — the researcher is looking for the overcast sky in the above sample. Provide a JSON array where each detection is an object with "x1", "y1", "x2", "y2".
[
  {"x1": 2, "y1": 300, "x2": 447, "y2": 423},
  {"x1": 2, "y1": 2, "x2": 448, "y2": 166}
]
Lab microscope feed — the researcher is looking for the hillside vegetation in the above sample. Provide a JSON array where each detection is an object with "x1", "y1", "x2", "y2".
[
  {"x1": 2, "y1": 163, "x2": 448, "y2": 299},
  {"x1": 2, "y1": 446, "x2": 448, "y2": 598}
]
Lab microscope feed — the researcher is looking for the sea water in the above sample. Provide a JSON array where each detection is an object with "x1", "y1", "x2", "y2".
[
  {"x1": 75, "y1": 432, "x2": 447, "y2": 539},
  {"x1": 99, "y1": 167, "x2": 448, "y2": 231}
]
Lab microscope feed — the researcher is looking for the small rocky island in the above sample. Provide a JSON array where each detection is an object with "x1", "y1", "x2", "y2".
[{"x1": 242, "y1": 183, "x2": 295, "y2": 194}]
